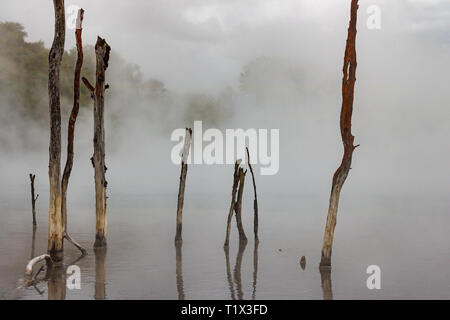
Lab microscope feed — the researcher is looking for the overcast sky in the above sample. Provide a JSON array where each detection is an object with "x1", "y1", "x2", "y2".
[{"x1": 1, "y1": 0, "x2": 449, "y2": 94}]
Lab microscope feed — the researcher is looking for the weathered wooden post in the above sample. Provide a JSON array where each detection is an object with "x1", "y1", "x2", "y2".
[
  {"x1": 224, "y1": 160, "x2": 241, "y2": 248},
  {"x1": 83, "y1": 37, "x2": 111, "y2": 248},
  {"x1": 29, "y1": 174, "x2": 38, "y2": 226},
  {"x1": 246, "y1": 147, "x2": 259, "y2": 243},
  {"x1": 61, "y1": 8, "x2": 86, "y2": 255},
  {"x1": 47, "y1": 0, "x2": 65, "y2": 261},
  {"x1": 234, "y1": 168, "x2": 248, "y2": 243},
  {"x1": 175, "y1": 128, "x2": 192, "y2": 244},
  {"x1": 320, "y1": 0, "x2": 359, "y2": 268}
]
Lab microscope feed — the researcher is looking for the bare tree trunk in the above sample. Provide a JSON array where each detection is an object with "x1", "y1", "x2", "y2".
[
  {"x1": 252, "y1": 241, "x2": 259, "y2": 300},
  {"x1": 234, "y1": 168, "x2": 248, "y2": 243},
  {"x1": 246, "y1": 147, "x2": 259, "y2": 243},
  {"x1": 224, "y1": 160, "x2": 241, "y2": 248},
  {"x1": 61, "y1": 9, "x2": 86, "y2": 255},
  {"x1": 92, "y1": 37, "x2": 111, "y2": 248},
  {"x1": 29, "y1": 174, "x2": 38, "y2": 226},
  {"x1": 320, "y1": 0, "x2": 359, "y2": 268},
  {"x1": 47, "y1": 0, "x2": 65, "y2": 261},
  {"x1": 175, "y1": 243, "x2": 185, "y2": 300},
  {"x1": 175, "y1": 128, "x2": 192, "y2": 244}
]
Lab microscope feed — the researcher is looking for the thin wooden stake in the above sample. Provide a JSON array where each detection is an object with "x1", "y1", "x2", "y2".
[
  {"x1": 246, "y1": 147, "x2": 259, "y2": 243},
  {"x1": 61, "y1": 8, "x2": 86, "y2": 255},
  {"x1": 234, "y1": 168, "x2": 248, "y2": 243},
  {"x1": 320, "y1": 0, "x2": 359, "y2": 268},
  {"x1": 175, "y1": 128, "x2": 192, "y2": 244},
  {"x1": 29, "y1": 174, "x2": 38, "y2": 226}
]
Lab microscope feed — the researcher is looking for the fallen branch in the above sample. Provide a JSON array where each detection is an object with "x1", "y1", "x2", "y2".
[{"x1": 25, "y1": 254, "x2": 52, "y2": 278}]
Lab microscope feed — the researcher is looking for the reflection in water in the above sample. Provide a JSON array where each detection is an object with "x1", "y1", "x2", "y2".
[
  {"x1": 319, "y1": 268, "x2": 333, "y2": 300},
  {"x1": 175, "y1": 243, "x2": 185, "y2": 300},
  {"x1": 252, "y1": 242, "x2": 258, "y2": 300},
  {"x1": 47, "y1": 263, "x2": 66, "y2": 300},
  {"x1": 224, "y1": 246, "x2": 236, "y2": 300},
  {"x1": 233, "y1": 241, "x2": 247, "y2": 300},
  {"x1": 94, "y1": 247, "x2": 107, "y2": 300}
]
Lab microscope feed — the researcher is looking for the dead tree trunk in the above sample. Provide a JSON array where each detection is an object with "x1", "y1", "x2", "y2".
[
  {"x1": 320, "y1": 268, "x2": 334, "y2": 300},
  {"x1": 234, "y1": 168, "x2": 248, "y2": 243},
  {"x1": 175, "y1": 243, "x2": 185, "y2": 300},
  {"x1": 320, "y1": 0, "x2": 359, "y2": 268},
  {"x1": 61, "y1": 9, "x2": 86, "y2": 255},
  {"x1": 246, "y1": 147, "x2": 259, "y2": 243},
  {"x1": 29, "y1": 174, "x2": 38, "y2": 226},
  {"x1": 84, "y1": 37, "x2": 111, "y2": 248},
  {"x1": 175, "y1": 128, "x2": 192, "y2": 244},
  {"x1": 224, "y1": 160, "x2": 241, "y2": 248},
  {"x1": 47, "y1": 0, "x2": 65, "y2": 261}
]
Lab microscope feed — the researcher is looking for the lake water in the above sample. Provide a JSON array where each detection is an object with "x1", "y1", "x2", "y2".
[{"x1": 1, "y1": 191, "x2": 449, "y2": 299}]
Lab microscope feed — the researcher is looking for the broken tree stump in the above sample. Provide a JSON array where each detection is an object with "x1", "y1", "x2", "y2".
[
  {"x1": 29, "y1": 174, "x2": 38, "y2": 226},
  {"x1": 246, "y1": 147, "x2": 259, "y2": 243},
  {"x1": 320, "y1": 0, "x2": 359, "y2": 268},
  {"x1": 82, "y1": 36, "x2": 111, "y2": 248},
  {"x1": 175, "y1": 128, "x2": 192, "y2": 244},
  {"x1": 47, "y1": 0, "x2": 66, "y2": 261},
  {"x1": 61, "y1": 8, "x2": 86, "y2": 256},
  {"x1": 234, "y1": 168, "x2": 248, "y2": 243},
  {"x1": 224, "y1": 160, "x2": 241, "y2": 248}
]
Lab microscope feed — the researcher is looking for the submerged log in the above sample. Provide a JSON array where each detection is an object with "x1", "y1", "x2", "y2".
[
  {"x1": 224, "y1": 160, "x2": 241, "y2": 248},
  {"x1": 234, "y1": 168, "x2": 248, "y2": 243},
  {"x1": 175, "y1": 128, "x2": 192, "y2": 244},
  {"x1": 61, "y1": 8, "x2": 86, "y2": 256},
  {"x1": 320, "y1": 0, "x2": 359, "y2": 268},
  {"x1": 246, "y1": 147, "x2": 259, "y2": 243},
  {"x1": 47, "y1": 0, "x2": 66, "y2": 261},
  {"x1": 29, "y1": 174, "x2": 38, "y2": 226}
]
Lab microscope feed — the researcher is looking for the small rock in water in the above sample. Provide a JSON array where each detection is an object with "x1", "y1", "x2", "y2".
[{"x1": 300, "y1": 256, "x2": 306, "y2": 270}]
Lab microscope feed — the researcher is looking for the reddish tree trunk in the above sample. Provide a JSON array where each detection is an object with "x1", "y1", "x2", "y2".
[{"x1": 320, "y1": 0, "x2": 359, "y2": 268}]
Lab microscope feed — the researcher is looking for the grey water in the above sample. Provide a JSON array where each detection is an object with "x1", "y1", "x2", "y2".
[{"x1": 1, "y1": 190, "x2": 449, "y2": 300}]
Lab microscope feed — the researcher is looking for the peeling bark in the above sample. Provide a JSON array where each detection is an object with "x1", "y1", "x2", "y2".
[
  {"x1": 224, "y1": 160, "x2": 241, "y2": 248},
  {"x1": 320, "y1": 0, "x2": 359, "y2": 268},
  {"x1": 61, "y1": 8, "x2": 86, "y2": 255},
  {"x1": 175, "y1": 128, "x2": 192, "y2": 244},
  {"x1": 47, "y1": 0, "x2": 65, "y2": 261},
  {"x1": 246, "y1": 147, "x2": 259, "y2": 243}
]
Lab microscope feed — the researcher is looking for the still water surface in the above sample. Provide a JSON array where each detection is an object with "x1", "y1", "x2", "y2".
[{"x1": 1, "y1": 192, "x2": 449, "y2": 299}]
